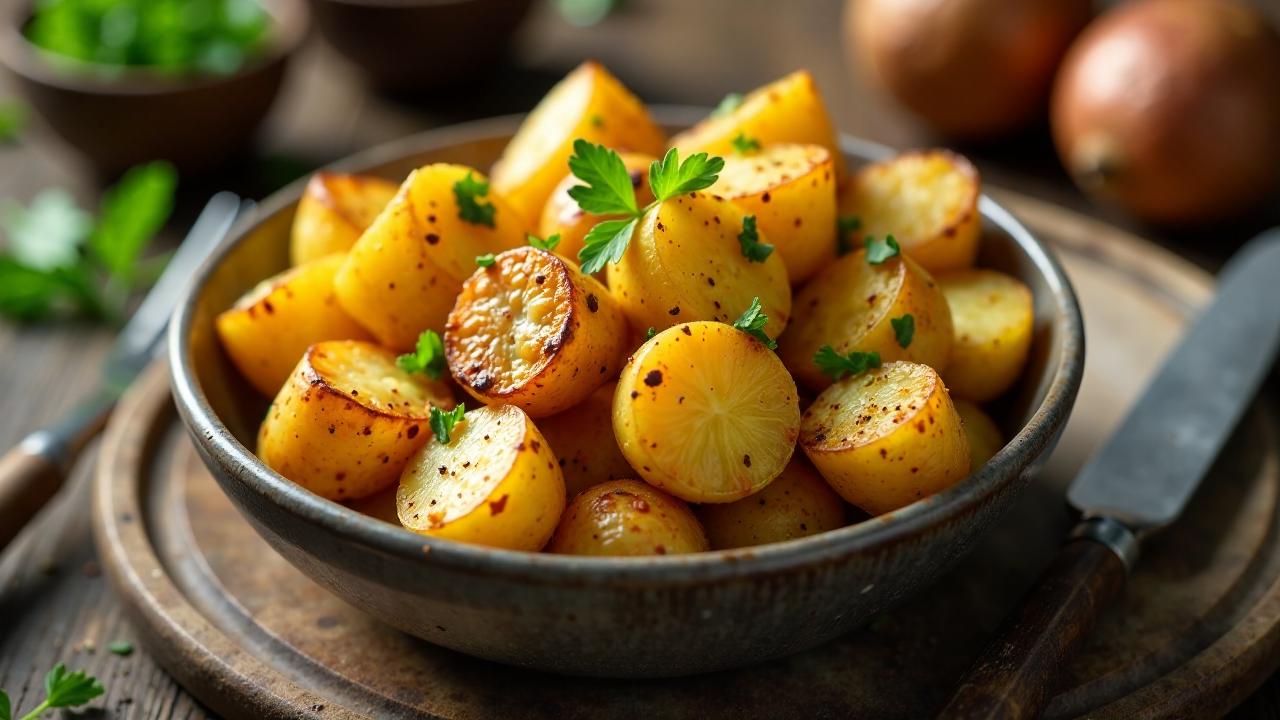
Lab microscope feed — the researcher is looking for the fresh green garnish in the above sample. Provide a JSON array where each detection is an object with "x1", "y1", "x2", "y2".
[
  {"x1": 836, "y1": 215, "x2": 861, "y2": 256},
  {"x1": 453, "y1": 172, "x2": 496, "y2": 228},
  {"x1": 0, "y1": 663, "x2": 104, "y2": 720},
  {"x1": 865, "y1": 235, "x2": 901, "y2": 264},
  {"x1": 0, "y1": 100, "x2": 26, "y2": 143},
  {"x1": 891, "y1": 314, "x2": 915, "y2": 348},
  {"x1": 397, "y1": 330, "x2": 446, "y2": 379},
  {"x1": 712, "y1": 92, "x2": 744, "y2": 117},
  {"x1": 528, "y1": 233, "x2": 561, "y2": 251},
  {"x1": 107, "y1": 640, "x2": 133, "y2": 656},
  {"x1": 814, "y1": 346, "x2": 882, "y2": 381},
  {"x1": 430, "y1": 405, "x2": 466, "y2": 445},
  {"x1": 737, "y1": 215, "x2": 773, "y2": 263},
  {"x1": 731, "y1": 133, "x2": 761, "y2": 154},
  {"x1": 647, "y1": 147, "x2": 725, "y2": 200},
  {"x1": 731, "y1": 296, "x2": 776, "y2": 350},
  {"x1": 589, "y1": 114, "x2": 604, "y2": 128},
  {"x1": 645, "y1": 326, "x2": 657, "y2": 340},
  {"x1": 568, "y1": 139, "x2": 641, "y2": 216},
  {"x1": 475, "y1": 253, "x2": 496, "y2": 267}
]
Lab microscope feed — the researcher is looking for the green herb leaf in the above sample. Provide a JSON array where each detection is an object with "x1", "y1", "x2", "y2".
[
  {"x1": 731, "y1": 133, "x2": 761, "y2": 154},
  {"x1": 712, "y1": 92, "x2": 744, "y2": 118},
  {"x1": 865, "y1": 235, "x2": 901, "y2": 264},
  {"x1": 1, "y1": 689, "x2": 10, "y2": 720},
  {"x1": 43, "y1": 663, "x2": 104, "y2": 709},
  {"x1": 567, "y1": 139, "x2": 639, "y2": 216},
  {"x1": 0, "y1": 259, "x2": 102, "y2": 321},
  {"x1": 836, "y1": 215, "x2": 861, "y2": 256},
  {"x1": 1, "y1": 189, "x2": 92, "y2": 270},
  {"x1": 813, "y1": 346, "x2": 882, "y2": 381},
  {"x1": 737, "y1": 215, "x2": 773, "y2": 263},
  {"x1": 453, "y1": 172, "x2": 496, "y2": 228},
  {"x1": 89, "y1": 161, "x2": 177, "y2": 283},
  {"x1": 891, "y1": 314, "x2": 915, "y2": 348},
  {"x1": 475, "y1": 253, "x2": 496, "y2": 267},
  {"x1": 528, "y1": 233, "x2": 561, "y2": 251},
  {"x1": 0, "y1": 100, "x2": 26, "y2": 143},
  {"x1": 731, "y1": 296, "x2": 776, "y2": 349},
  {"x1": 107, "y1": 640, "x2": 133, "y2": 657},
  {"x1": 430, "y1": 405, "x2": 466, "y2": 445},
  {"x1": 648, "y1": 147, "x2": 724, "y2": 201},
  {"x1": 577, "y1": 216, "x2": 637, "y2": 275},
  {"x1": 645, "y1": 326, "x2": 656, "y2": 340},
  {"x1": 397, "y1": 330, "x2": 446, "y2": 379}
]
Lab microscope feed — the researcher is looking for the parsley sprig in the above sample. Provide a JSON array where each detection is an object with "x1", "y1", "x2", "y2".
[
  {"x1": 0, "y1": 663, "x2": 104, "y2": 720},
  {"x1": 865, "y1": 235, "x2": 901, "y2": 264},
  {"x1": 453, "y1": 172, "x2": 496, "y2": 228},
  {"x1": 731, "y1": 133, "x2": 761, "y2": 154},
  {"x1": 397, "y1": 330, "x2": 446, "y2": 379},
  {"x1": 528, "y1": 233, "x2": 561, "y2": 251},
  {"x1": 475, "y1": 253, "x2": 496, "y2": 267},
  {"x1": 891, "y1": 314, "x2": 915, "y2": 348},
  {"x1": 430, "y1": 405, "x2": 466, "y2": 445},
  {"x1": 814, "y1": 345, "x2": 882, "y2": 381},
  {"x1": 737, "y1": 215, "x2": 773, "y2": 263},
  {"x1": 836, "y1": 215, "x2": 861, "y2": 256},
  {"x1": 712, "y1": 92, "x2": 744, "y2": 118},
  {"x1": 731, "y1": 297, "x2": 776, "y2": 349}
]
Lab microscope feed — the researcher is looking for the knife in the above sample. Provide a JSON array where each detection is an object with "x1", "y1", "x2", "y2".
[
  {"x1": 940, "y1": 229, "x2": 1280, "y2": 719},
  {"x1": 0, "y1": 192, "x2": 245, "y2": 553}
]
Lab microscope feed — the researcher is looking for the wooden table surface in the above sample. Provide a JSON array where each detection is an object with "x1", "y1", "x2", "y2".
[{"x1": 1, "y1": 1, "x2": 1278, "y2": 717}]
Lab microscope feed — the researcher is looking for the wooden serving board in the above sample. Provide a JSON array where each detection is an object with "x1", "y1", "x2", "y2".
[{"x1": 93, "y1": 192, "x2": 1280, "y2": 720}]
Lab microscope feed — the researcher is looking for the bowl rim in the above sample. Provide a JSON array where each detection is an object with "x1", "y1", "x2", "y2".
[{"x1": 169, "y1": 108, "x2": 1085, "y2": 586}]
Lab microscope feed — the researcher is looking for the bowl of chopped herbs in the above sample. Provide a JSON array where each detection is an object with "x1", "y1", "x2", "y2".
[{"x1": 0, "y1": 0, "x2": 307, "y2": 176}]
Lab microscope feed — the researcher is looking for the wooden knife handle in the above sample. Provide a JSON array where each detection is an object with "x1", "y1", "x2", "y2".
[
  {"x1": 938, "y1": 518, "x2": 1135, "y2": 720},
  {"x1": 0, "y1": 436, "x2": 66, "y2": 551}
]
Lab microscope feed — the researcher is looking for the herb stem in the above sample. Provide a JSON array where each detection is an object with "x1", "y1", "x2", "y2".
[{"x1": 21, "y1": 700, "x2": 53, "y2": 720}]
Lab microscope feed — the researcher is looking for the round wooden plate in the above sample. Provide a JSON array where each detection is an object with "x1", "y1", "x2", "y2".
[{"x1": 93, "y1": 192, "x2": 1280, "y2": 720}]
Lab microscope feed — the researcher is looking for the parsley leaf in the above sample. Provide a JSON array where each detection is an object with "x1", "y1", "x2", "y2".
[
  {"x1": 2, "y1": 189, "x2": 92, "y2": 270},
  {"x1": 43, "y1": 663, "x2": 104, "y2": 709},
  {"x1": 865, "y1": 235, "x2": 901, "y2": 264},
  {"x1": 1, "y1": 689, "x2": 10, "y2": 720},
  {"x1": 814, "y1": 346, "x2": 882, "y2": 381},
  {"x1": 453, "y1": 172, "x2": 496, "y2": 228},
  {"x1": 712, "y1": 92, "x2": 744, "y2": 117},
  {"x1": 0, "y1": 100, "x2": 26, "y2": 144},
  {"x1": 567, "y1": 139, "x2": 639, "y2": 216},
  {"x1": 645, "y1": 326, "x2": 657, "y2": 340},
  {"x1": 731, "y1": 133, "x2": 761, "y2": 154},
  {"x1": 648, "y1": 147, "x2": 724, "y2": 201},
  {"x1": 891, "y1": 314, "x2": 915, "y2": 348},
  {"x1": 430, "y1": 405, "x2": 466, "y2": 445},
  {"x1": 578, "y1": 217, "x2": 637, "y2": 275},
  {"x1": 475, "y1": 253, "x2": 496, "y2": 267},
  {"x1": 528, "y1": 232, "x2": 561, "y2": 251},
  {"x1": 107, "y1": 640, "x2": 133, "y2": 656},
  {"x1": 836, "y1": 215, "x2": 861, "y2": 256},
  {"x1": 737, "y1": 215, "x2": 773, "y2": 262},
  {"x1": 89, "y1": 161, "x2": 177, "y2": 283},
  {"x1": 397, "y1": 330, "x2": 446, "y2": 379},
  {"x1": 731, "y1": 296, "x2": 776, "y2": 349}
]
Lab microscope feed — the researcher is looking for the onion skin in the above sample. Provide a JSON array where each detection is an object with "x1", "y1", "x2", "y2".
[
  {"x1": 846, "y1": 0, "x2": 1091, "y2": 138},
  {"x1": 1051, "y1": 0, "x2": 1280, "y2": 224}
]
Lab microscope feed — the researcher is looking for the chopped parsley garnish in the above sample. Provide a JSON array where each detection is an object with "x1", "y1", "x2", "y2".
[
  {"x1": 814, "y1": 345, "x2": 882, "y2": 381},
  {"x1": 107, "y1": 640, "x2": 133, "y2": 656},
  {"x1": 731, "y1": 297, "x2": 776, "y2": 349},
  {"x1": 712, "y1": 92, "x2": 744, "y2": 117},
  {"x1": 737, "y1": 215, "x2": 773, "y2": 262},
  {"x1": 891, "y1": 314, "x2": 915, "y2": 348},
  {"x1": 865, "y1": 235, "x2": 901, "y2": 264},
  {"x1": 645, "y1": 326, "x2": 657, "y2": 340},
  {"x1": 528, "y1": 232, "x2": 561, "y2": 251},
  {"x1": 453, "y1": 172, "x2": 496, "y2": 228},
  {"x1": 397, "y1": 330, "x2": 446, "y2": 379},
  {"x1": 589, "y1": 114, "x2": 604, "y2": 128},
  {"x1": 731, "y1": 133, "x2": 761, "y2": 154},
  {"x1": 836, "y1": 215, "x2": 861, "y2": 256},
  {"x1": 430, "y1": 405, "x2": 466, "y2": 445},
  {"x1": 475, "y1": 253, "x2": 496, "y2": 267},
  {"x1": 1, "y1": 663, "x2": 105, "y2": 720}
]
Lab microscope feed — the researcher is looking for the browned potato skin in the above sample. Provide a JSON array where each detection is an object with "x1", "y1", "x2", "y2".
[
  {"x1": 537, "y1": 383, "x2": 636, "y2": 498},
  {"x1": 290, "y1": 173, "x2": 399, "y2": 266},
  {"x1": 537, "y1": 152, "x2": 656, "y2": 264},
  {"x1": 547, "y1": 480, "x2": 709, "y2": 556},
  {"x1": 955, "y1": 399, "x2": 1003, "y2": 471},
  {"x1": 697, "y1": 458, "x2": 846, "y2": 549}
]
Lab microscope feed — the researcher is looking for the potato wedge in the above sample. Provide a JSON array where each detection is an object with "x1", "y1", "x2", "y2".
[
  {"x1": 538, "y1": 383, "x2": 635, "y2": 497},
  {"x1": 696, "y1": 457, "x2": 845, "y2": 549},
  {"x1": 668, "y1": 70, "x2": 844, "y2": 178},
  {"x1": 334, "y1": 164, "x2": 527, "y2": 350},
  {"x1": 445, "y1": 246, "x2": 629, "y2": 417},
  {"x1": 290, "y1": 172, "x2": 398, "y2": 266},
  {"x1": 397, "y1": 404, "x2": 565, "y2": 551},
  {"x1": 939, "y1": 269, "x2": 1035, "y2": 402},
  {"x1": 258, "y1": 340, "x2": 456, "y2": 501},
  {"x1": 840, "y1": 150, "x2": 981, "y2": 274},
  {"x1": 216, "y1": 254, "x2": 372, "y2": 397},
  {"x1": 491, "y1": 61, "x2": 666, "y2": 227},
  {"x1": 547, "y1": 479, "x2": 708, "y2": 556},
  {"x1": 607, "y1": 192, "x2": 791, "y2": 337},
  {"x1": 778, "y1": 248, "x2": 952, "y2": 392},
  {"x1": 955, "y1": 399, "x2": 1003, "y2": 471},
  {"x1": 800, "y1": 361, "x2": 970, "y2": 515},
  {"x1": 713, "y1": 143, "x2": 837, "y2": 284},
  {"x1": 614, "y1": 321, "x2": 800, "y2": 504},
  {"x1": 538, "y1": 152, "x2": 656, "y2": 265}
]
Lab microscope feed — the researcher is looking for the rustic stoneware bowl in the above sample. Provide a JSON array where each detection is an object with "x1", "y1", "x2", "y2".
[{"x1": 169, "y1": 110, "x2": 1084, "y2": 678}]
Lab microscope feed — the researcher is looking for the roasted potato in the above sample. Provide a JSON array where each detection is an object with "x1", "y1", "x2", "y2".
[
  {"x1": 347, "y1": 487, "x2": 401, "y2": 525},
  {"x1": 669, "y1": 70, "x2": 845, "y2": 178},
  {"x1": 258, "y1": 341, "x2": 456, "y2": 501},
  {"x1": 538, "y1": 152, "x2": 656, "y2": 264},
  {"x1": 547, "y1": 479, "x2": 709, "y2": 556},
  {"x1": 839, "y1": 150, "x2": 981, "y2": 274},
  {"x1": 608, "y1": 192, "x2": 791, "y2": 337},
  {"x1": 939, "y1": 269, "x2": 1034, "y2": 402},
  {"x1": 955, "y1": 399, "x2": 1003, "y2": 471},
  {"x1": 538, "y1": 383, "x2": 636, "y2": 497},
  {"x1": 491, "y1": 61, "x2": 666, "y2": 227},
  {"x1": 445, "y1": 247, "x2": 629, "y2": 417},
  {"x1": 216, "y1": 255, "x2": 372, "y2": 397},
  {"x1": 614, "y1": 321, "x2": 801, "y2": 504},
  {"x1": 696, "y1": 457, "x2": 845, "y2": 549},
  {"x1": 778, "y1": 248, "x2": 953, "y2": 392},
  {"x1": 290, "y1": 172, "x2": 399, "y2": 266},
  {"x1": 334, "y1": 164, "x2": 527, "y2": 350},
  {"x1": 713, "y1": 143, "x2": 837, "y2": 284},
  {"x1": 800, "y1": 361, "x2": 970, "y2": 515},
  {"x1": 397, "y1": 404, "x2": 565, "y2": 551}
]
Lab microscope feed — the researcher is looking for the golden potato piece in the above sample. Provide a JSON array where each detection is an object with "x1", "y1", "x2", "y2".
[
  {"x1": 669, "y1": 70, "x2": 844, "y2": 178},
  {"x1": 258, "y1": 341, "x2": 456, "y2": 501},
  {"x1": 800, "y1": 361, "x2": 970, "y2": 515},
  {"x1": 397, "y1": 404, "x2": 565, "y2": 551},
  {"x1": 491, "y1": 61, "x2": 666, "y2": 227},
  {"x1": 841, "y1": 150, "x2": 981, "y2": 274},
  {"x1": 290, "y1": 172, "x2": 398, "y2": 266},
  {"x1": 347, "y1": 487, "x2": 401, "y2": 525},
  {"x1": 939, "y1": 269, "x2": 1035, "y2": 402},
  {"x1": 538, "y1": 383, "x2": 636, "y2": 497},
  {"x1": 608, "y1": 192, "x2": 791, "y2": 337},
  {"x1": 445, "y1": 247, "x2": 629, "y2": 417},
  {"x1": 614, "y1": 321, "x2": 801, "y2": 504},
  {"x1": 778, "y1": 249, "x2": 952, "y2": 392},
  {"x1": 697, "y1": 458, "x2": 845, "y2": 549},
  {"x1": 955, "y1": 399, "x2": 1004, "y2": 471},
  {"x1": 538, "y1": 152, "x2": 656, "y2": 264},
  {"x1": 216, "y1": 255, "x2": 372, "y2": 397},
  {"x1": 547, "y1": 480, "x2": 709, "y2": 556},
  {"x1": 713, "y1": 143, "x2": 838, "y2": 284},
  {"x1": 334, "y1": 164, "x2": 527, "y2": 350}
]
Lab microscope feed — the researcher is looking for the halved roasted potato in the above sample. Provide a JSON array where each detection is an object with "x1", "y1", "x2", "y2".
[
  {"x1": 290, "y1": 172, "x2": 399, "y2": 266},
  {"x1": 258, "y1": 340, "x2": 456, "y2": 501},
  {"x1": 537, "y1": 383, "x2": 635, "y2": 497},
  {"x1": 840, "y1": 150, "x2": 981, "y2": 274},
  {"x1": 538, "y1": 152, "x2": 656, "y2": 265},
  {"x1": 445, "y1": 246, "x2": 629, "y2": 417},
  {"x1": 713, "y1": 143, "x2": 837, "y2": 284},
  {"x1": 614, "y1": 321, "x2": 800, "y2": 504},
  {"x1": 955, "y1": 399, "x2": 1004, "y2": 471},
  {"x1": 216, "y1": 254, "x2": 372, "y2": 397},
  {"x1": 800, "y1": 361, "x2": 970, "y2": 515},
  {"x1": 491, "y1": 61, "x2": 666, "y2": 227},
  {"x1": 778, "y1": 248, "x2": 953, "y2": 392},
  {"x1": 397, "y1": 404, "x2": 565, "y2": 551},
  {"x1": 608, "y1": 192, "x2": 791, "y2": 337},
  {"x1": 696, "y1": 457, "x2": 845, "y2": 549},
  {"x1": 939, "y1": 269, "x2": 1035, "y2": 402},
  {"x1": 547, "y1": 479, "x2": 708, "y2": 556},
  {"x1": 334, "y1": 164, "x2": 527, "y2": 350}
]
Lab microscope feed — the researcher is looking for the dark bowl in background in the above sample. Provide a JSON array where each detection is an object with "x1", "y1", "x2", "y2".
[
  {"x1": 0, "y1": 0, "x2": 307, "y2": 178},
  {"x1": 309, "y1": 0, "x2": 534, "y2": 91}
]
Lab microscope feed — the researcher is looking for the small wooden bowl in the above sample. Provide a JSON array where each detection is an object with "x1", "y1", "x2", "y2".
[{"x1": 0, "y1": 0, "x2": 308, "y2": 177}]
